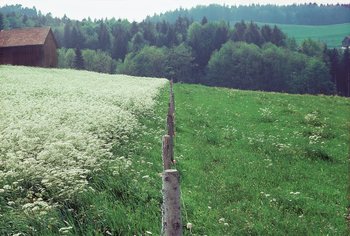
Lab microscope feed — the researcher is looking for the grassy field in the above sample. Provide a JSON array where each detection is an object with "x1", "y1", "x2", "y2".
[
  {"x1": 1, "y1": 66, "x2": 349, "y2": 235},
  {"x1": 265, "y1": 23, "x2": 350, "y2": 48},
  {"x1": 173, "y1": 84, "x2": 349, "y2": 235}
]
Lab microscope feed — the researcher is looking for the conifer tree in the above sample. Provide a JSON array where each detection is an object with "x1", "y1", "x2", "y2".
[
  {"x1": 0, "y1": 13, "x2": 4, "y2": 31},
  {"x1": 63, "y1": 21, "x2": 72, "y2": 48},
  {"x1": 340, "y1": 48, "x2": 350, "y2": 96},
  {"x1": 201, "y1": 16, "x2": 208, "y2": 25},
  {"x1": 244, "y1": 22, "x2": 263, "y2": 46},
  {"x1": 327, "y1": 48, "x2": 340, "y2": 92},
  {"x1": 98, "y1": 22, "x2": 110, "y2": 51},
  {"x1": 74, "y1": 48, "x2": 85, "y2": 70},
  {"x1": 232, "y1": 20, "x2": 247, "y2": 42},
  {"x1": 261, "y1": 25, "x2": 272, "y2": 43},
  {"x1": 271, "y1": 25, "x2": 286, "y2": 46}
]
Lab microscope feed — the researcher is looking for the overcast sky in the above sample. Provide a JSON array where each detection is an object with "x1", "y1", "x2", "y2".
[{"x1": 1, "y1": 0, "x2": 348, "y2": 22}]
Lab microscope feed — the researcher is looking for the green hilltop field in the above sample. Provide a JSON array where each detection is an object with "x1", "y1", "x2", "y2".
[
  {"x1": 0, "y1": 67, "x2": 349, "y2": 235},
  {"x1": 262, "y1": 22, "x2": 350, "y2": 48}
]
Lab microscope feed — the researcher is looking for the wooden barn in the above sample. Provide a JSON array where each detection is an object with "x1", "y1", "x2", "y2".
[{"x1": 0, "y1": 27, "x2": 58, "y2": 67}]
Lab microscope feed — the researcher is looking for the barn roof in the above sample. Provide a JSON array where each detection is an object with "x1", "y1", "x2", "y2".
[{"x1": 0, "y1": 27, "x2": 54, "y2": 48}]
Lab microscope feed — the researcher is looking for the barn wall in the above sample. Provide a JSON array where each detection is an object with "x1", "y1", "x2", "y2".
[
  {"x1": 0, "y1": 46, "x2": 42, "y2": 66},
  {"x1": 0, "y1": 48, "x2": 13, "y2": 64},
  {"x1": 42, "y1": 32, "x2": 58, "y2": 67}
]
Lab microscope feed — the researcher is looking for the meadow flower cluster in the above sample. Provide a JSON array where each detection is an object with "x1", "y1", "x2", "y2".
[
  {"x1": 258, "y1": 107, "x2": 274, "y2": 122},
  {"x1": 0, "y1": 66, "x2": 166, "y2": 210},
  {"x1": 304, "y1": 112, "x2": 322, "y2": 126}
]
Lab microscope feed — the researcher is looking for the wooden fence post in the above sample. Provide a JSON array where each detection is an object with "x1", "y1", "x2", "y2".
[
  {"x1": 171, "y1": 92, "x2": 175, "y2": 134},
  {"x1": 167, "y1": 112, "x2": 174, "y2": 137},
  {"x1": 170, "y1": 79, "x2": 174, "y2": 94},
  {"x1": 162, "y1": 135, "x2": 172, "y2": 170},
  {"x1": 161, "y1": 79, "x2": 181, "y2": 235},
  {"x1": 169, "y1": 80, "x2": 175, "y2": 135},
  {"x1": 167, "y1": 113, "x2": 174, "y2": 162},
  {"x1": 169, "y1": 98, "x2": 174, "y2": 117},
  {"x1": 162, "y1": 169, "x2": 182, "y2": 236}
]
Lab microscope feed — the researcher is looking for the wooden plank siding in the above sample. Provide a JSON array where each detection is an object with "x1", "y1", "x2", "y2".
[{"x1": 42, "y1": 31, "x2": 58, "y2": 67}]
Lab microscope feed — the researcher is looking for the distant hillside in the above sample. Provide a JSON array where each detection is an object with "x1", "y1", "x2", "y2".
[
  {"x1": 148, "y1": 4, "x2": 350, "y2": 25},
  {"x1": 260, "y1": 22, "x2": 350, "y2": 48}
]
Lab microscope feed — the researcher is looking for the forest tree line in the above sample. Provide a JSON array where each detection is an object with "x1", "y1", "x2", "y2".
[
  {"x1": 0, "y1": 4, "x2": 349, "y2": 96},
  {"x1": 149, "y1": 3, "x2": 350, "y2": 25}
]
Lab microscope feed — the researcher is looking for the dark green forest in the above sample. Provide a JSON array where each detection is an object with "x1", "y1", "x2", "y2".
[
  {"x1": 0, "y1": 4, "x2": 349, "y2": 96},
  {"x1": 149, "y1": 3, "x2": 350, "y2": 25}
]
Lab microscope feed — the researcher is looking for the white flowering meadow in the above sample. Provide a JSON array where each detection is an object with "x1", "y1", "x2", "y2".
[{"x1": 0, "y1": 66, "x2": 166, "y2": 211}]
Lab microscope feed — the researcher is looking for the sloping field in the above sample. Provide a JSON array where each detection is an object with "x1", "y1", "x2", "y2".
[
  {"x1": 173, "y1": 84, "x2": 350, "y2": 235},
  {"x1": 1, "y1": 66, "x2": 349, "y2": 235},
  {"x1": 0, "y1": 66, "x2": 167, "y2": 234},
  {"x1": 273, "y1": 23, "x2": 350, "y2": 48}
]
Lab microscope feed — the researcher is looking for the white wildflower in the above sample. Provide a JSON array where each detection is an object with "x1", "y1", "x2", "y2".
[
  {"x1": 304, "y1": 112, "x2": 320, "y2": 126},
  {"x1": 39, "y1": 211, "x2": 47, "y2": 216},
  {"x1": 3, "y1": 185, "x2": 11, "y2": 190},
  {"x1": 259, "y1": 107, "x2": 274, "y2": 122},
  {"x1": 0, "y1": 66, "x2": 166, "y2": 210},
  {"x1": 59, "y1": 226, "x2": 73, "y2": 234},
  {"x1": 186, "y1": 223, "x2": 193, "y2": 229},
  {"x1": 88, "y1": 187, "x2": 96, "y2": 192}
]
